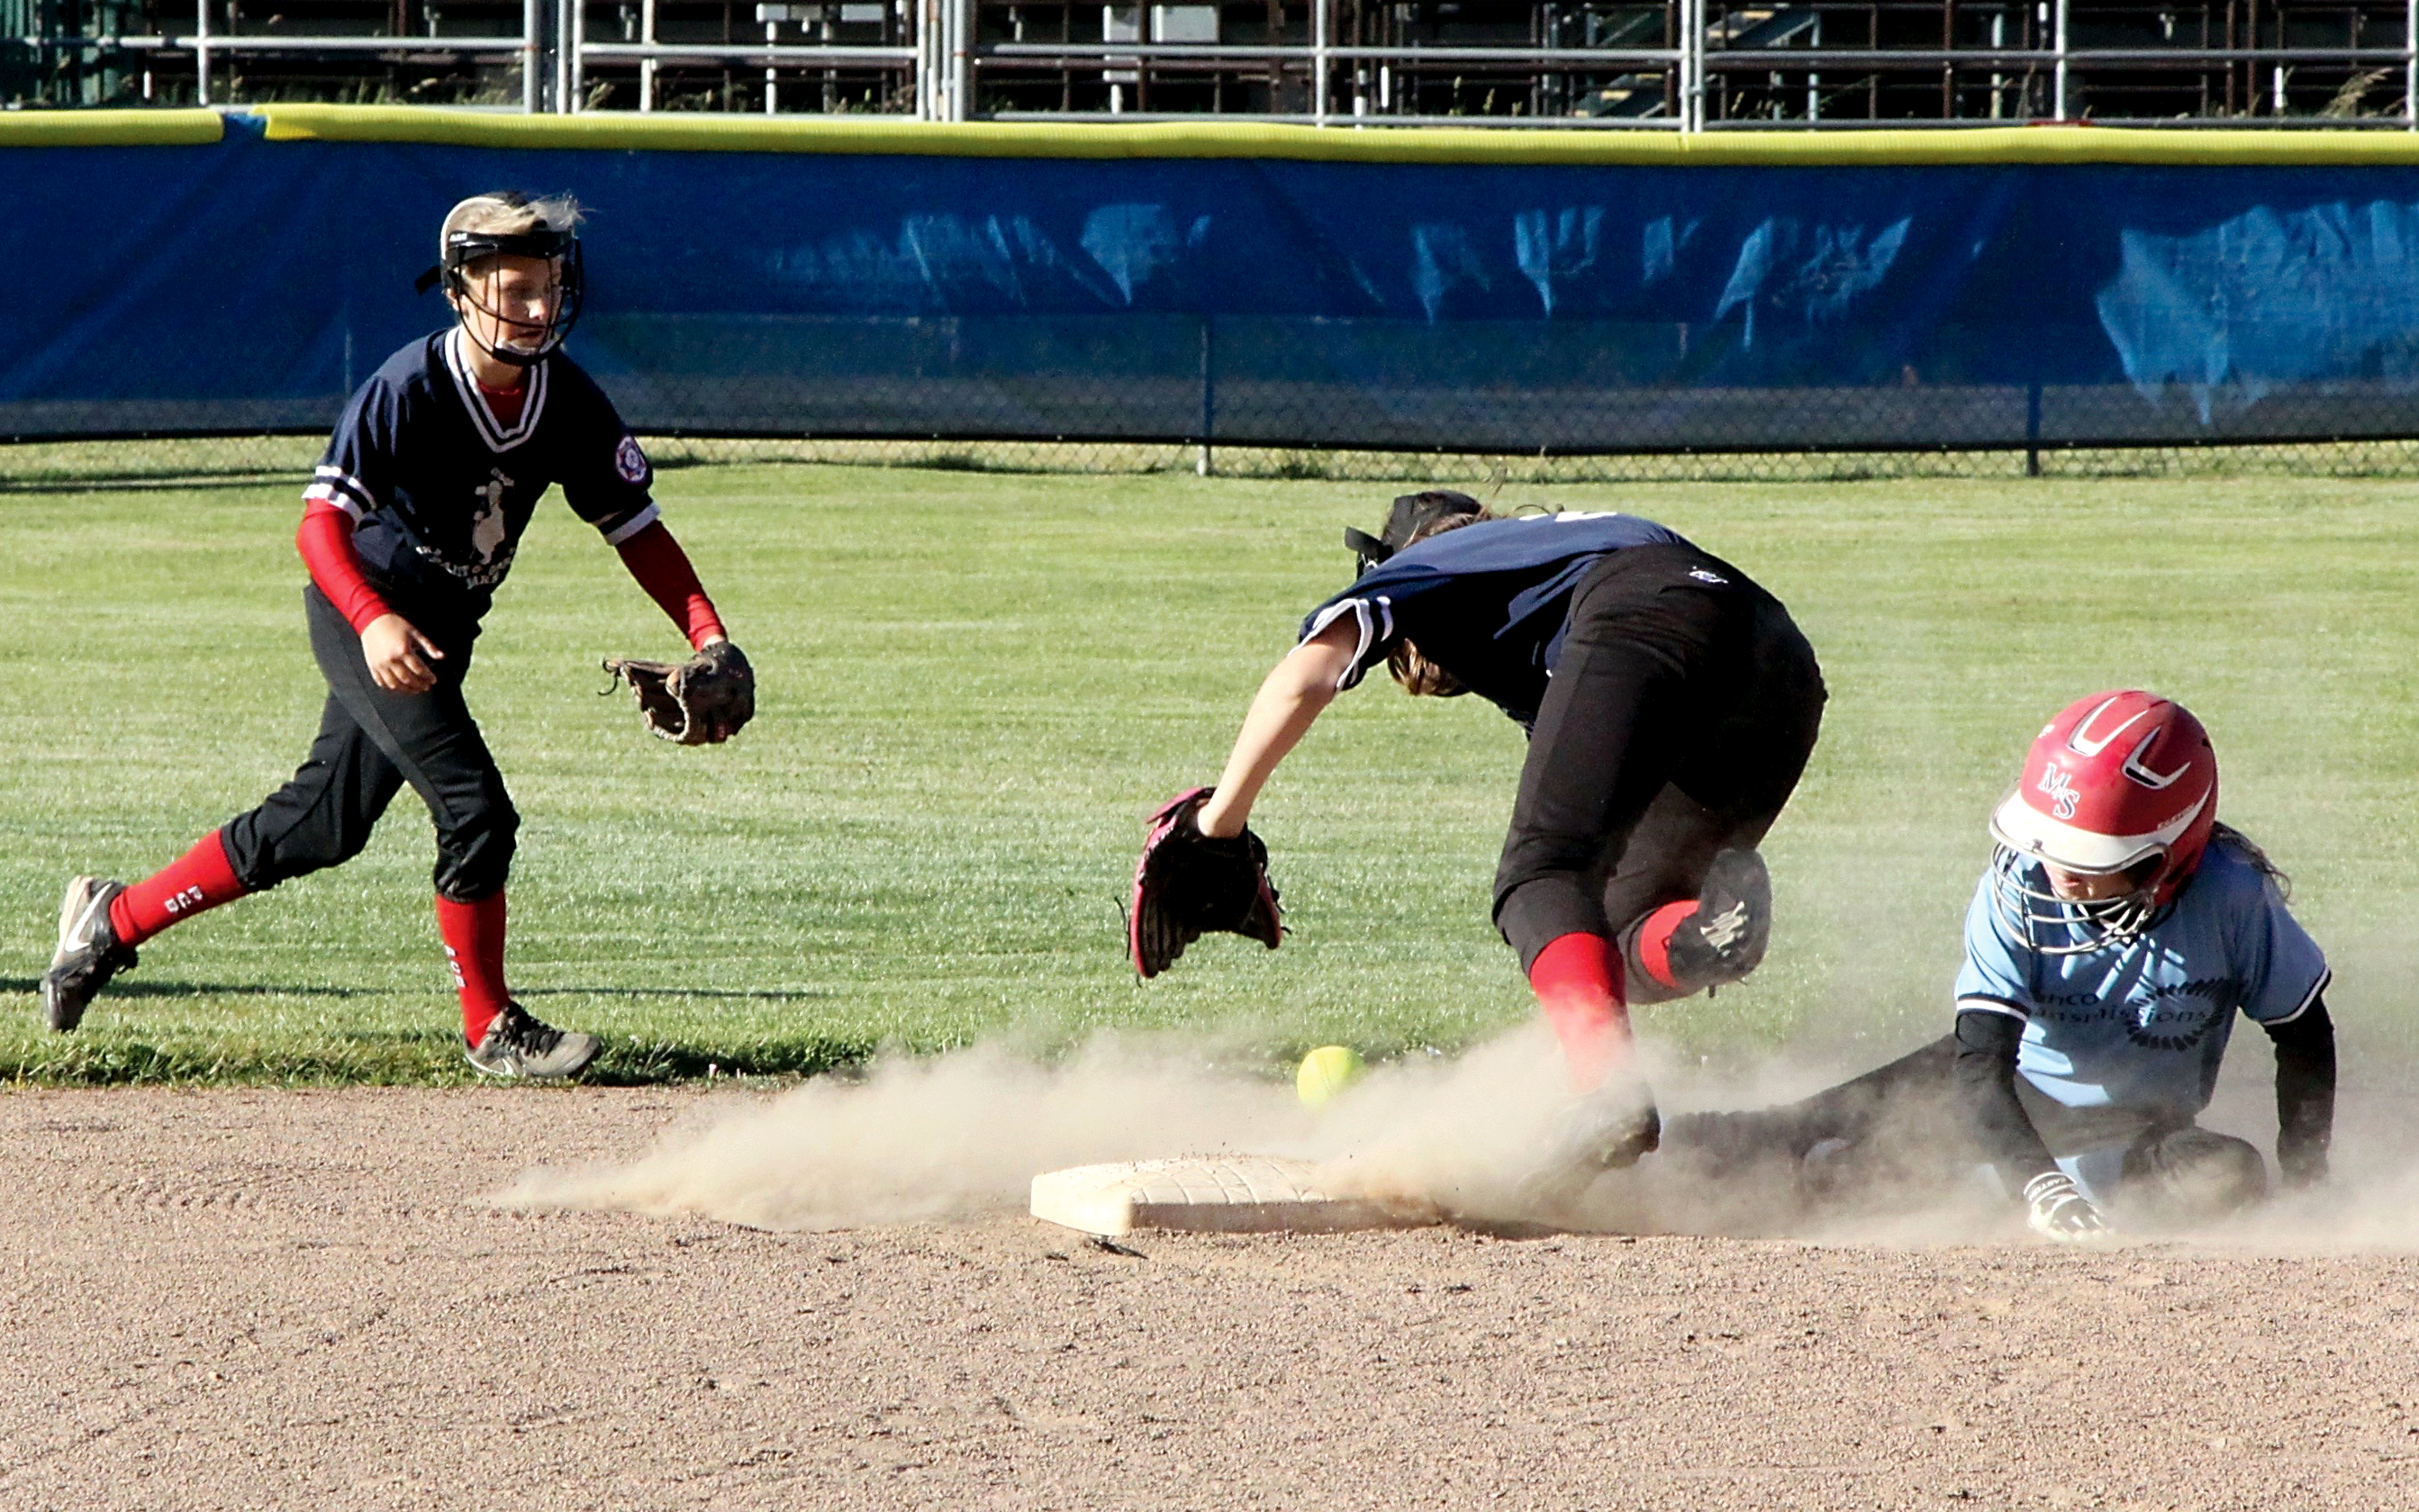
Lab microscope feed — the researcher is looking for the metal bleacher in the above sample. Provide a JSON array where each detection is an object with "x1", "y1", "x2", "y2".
[{"x1": 8, "y1": 0, "x2": 2419, "y2": 126}]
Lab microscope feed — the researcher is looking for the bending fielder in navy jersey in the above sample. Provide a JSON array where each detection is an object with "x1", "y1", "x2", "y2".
[
  {"x1": 40, "y1": 191, "x2": 746, "y2": 1079},
  {"x1": 1663, "y1": 691, "x2": 2336, "y2": 1237},
  {"x1": 1135, "y1": 491, "x2": 1826, "y2": 1177}
]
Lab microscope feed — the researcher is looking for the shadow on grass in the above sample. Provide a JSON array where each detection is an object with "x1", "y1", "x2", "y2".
[
  {"x1": 0, "y1": 1031, "x2": 876, "y2": 1087},
  {"x1": 0, "y1": 473, "x2": 302, "y2": 496},
  {"x1": 521, "y1": 987, "x2": 831, "y2": 1003},
  {"x1": 3, "y1": 980, "x2": 826, "y2": 1003},
  {"x1": 0, "y1": 978, "x2": 378, "y2": 1000},
  {"x1": 588, "y1": 1037, "x2": 874, "y2": 1086}
]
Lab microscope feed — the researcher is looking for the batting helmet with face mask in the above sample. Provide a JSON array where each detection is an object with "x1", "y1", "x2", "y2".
[{"x1": 1988, "y1": 689, "x2": 2218, "y2": 954}]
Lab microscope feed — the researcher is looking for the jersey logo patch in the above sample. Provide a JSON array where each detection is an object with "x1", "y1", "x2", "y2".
[
  {"x1": 615, "y1": 435, "x2": 649, "y2": 486},
  {"x1": 1688, "y1": 568, "x2": 1729, "y2": 585},
  {"x1": 416, "y1": 467, "x2": 521, "y2": 590},
  {"x1": 472, "y1": 470, "x2": 512, "y2": 563},
  {"x1": 2124, "y1": 977, "x2": 2237, "y2": 1051}
]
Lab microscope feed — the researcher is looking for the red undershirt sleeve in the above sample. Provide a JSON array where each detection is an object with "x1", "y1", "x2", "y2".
[
  {"x1": 614, "y1": 521, "x2": 726, "y2": 650},
  {"x1": 295, "y1": 502, "x2": 393, "y2": 634}
]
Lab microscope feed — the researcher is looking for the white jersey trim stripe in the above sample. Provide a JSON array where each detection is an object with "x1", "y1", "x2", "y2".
[
  {"x1": 2261, "y1": 966, "x2": 2333, "y2": 1028},
  {"x1": 1302, "y1": 595, "x2": 1391, "y2": 692},
  {"x1": 305, "y1": 466, "x2": 375, "y2": 521},
  {"x1": 442, "y1": 328, "x2": 548, "y2": 454},
  {"x1": 1956, "y1": 994, "x2": 2032, "y2": 1022},
  {"x1": 600, "y1": 502, "x2": 661, "y2": 547},
  {"x1": 302, "y1": 484, "x2": 366, "y2": 523}
]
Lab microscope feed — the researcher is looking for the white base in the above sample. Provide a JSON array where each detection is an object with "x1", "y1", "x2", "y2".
[{"x1": 1029, "y1": 1154, "x2": 1440, "y2": 1236}]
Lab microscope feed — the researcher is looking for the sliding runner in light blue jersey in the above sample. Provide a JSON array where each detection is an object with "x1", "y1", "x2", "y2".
[{"x1": 1663, "y1": 689, "x2": 2336, "y2": 1241}]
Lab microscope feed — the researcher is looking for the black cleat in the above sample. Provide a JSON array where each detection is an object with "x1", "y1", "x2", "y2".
[
  {"x1": 1660, "y1": 847, "x2": 1773, "y2": 990},
  {"x1": 1797, "y1": 1136, "x2": 1862, "y2": 1205},
  {"x1": 41, "y1": 876, "x2": 137, "y2": 1033},
  {"x1": 465, "y1": 1001, "x2": 602, "y2": 1080}
]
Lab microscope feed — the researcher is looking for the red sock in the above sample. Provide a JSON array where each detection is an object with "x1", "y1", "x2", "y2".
[
  {"x1": 108, "y1": 830, "x2": 248, "y2": 947},
  {"x1": 434, "y1": 892, "x2": 511, "y2": 1044},
  {"x1": 1632, "y1": 901, "x2": 1699, "y2": 992},
  {"x1": 1527, "y1": 931, "x2": 1630, "y2": 1091}
]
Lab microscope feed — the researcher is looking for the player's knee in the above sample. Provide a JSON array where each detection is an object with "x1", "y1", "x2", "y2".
[
  {"x1": 321, "y1": 814, "x2": 384, "y2": 869},
  {"x1": 2120, "y1": 1127, "x2": 2270, "y2": 1224},
  {"x1": 225, "y1": 805, "x2": 374, "y2": 887},
  {"x1": 433, "y1": 793, "x2": 519, "y2": 901},
  {"x1": 1494, "y1": 875, "x2": 1607, "y2": 972},
  {"x1": 1506, "y1": 820, "x2": 1606, "y2": 865}
]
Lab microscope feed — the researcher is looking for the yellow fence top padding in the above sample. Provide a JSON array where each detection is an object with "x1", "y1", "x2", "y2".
[
  {"x1": 4, "y1": 103, "x2": 2414, "y2": 165},
  {"x1": 0, "y1": 110, "x2": 224, "y2": 148},
  {"x1": 250, "y1": 104, "x2": 2419, "y2": 165}
]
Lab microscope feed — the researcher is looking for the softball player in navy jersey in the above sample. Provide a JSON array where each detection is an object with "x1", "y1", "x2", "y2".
[
  {"x1": 1667, "y1": 691, "x2": 2336, "y2": 1236},
  {"x1": 40, "y1": 192, "x2": 743, "y2": 1079},
  {"x1": 1178, "y1": 491, "x2": 1826, "y2": 1172}
]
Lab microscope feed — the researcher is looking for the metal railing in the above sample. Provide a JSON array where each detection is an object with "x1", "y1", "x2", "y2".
[
  {"x1": 18, "y1": 0, "x2": 2419, "y2": 128},
  {"x1": 40, "y1": 0, "x2": 540, "y2": 109}
]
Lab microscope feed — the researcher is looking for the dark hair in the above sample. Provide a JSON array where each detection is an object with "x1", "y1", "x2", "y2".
[
  {"x1": 1384, "y1": 507, "x2": 1496, "y2": 697},
  {"x1": 2208, "y1": 821, "x2": 2289, "y2": 898},
  {"x1": 1347, "y1": 489, "x2": 1489, "y2": 577}
]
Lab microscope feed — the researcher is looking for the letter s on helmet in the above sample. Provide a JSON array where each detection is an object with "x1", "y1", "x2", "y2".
[{"x1": 1987, "y1": 690, "x2": 2217, "y2": 953}]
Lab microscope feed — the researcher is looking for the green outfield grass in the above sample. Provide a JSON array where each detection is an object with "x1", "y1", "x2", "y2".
[{"x1": 5, "y1": 461, "x2": 2417, "y2": 1083}]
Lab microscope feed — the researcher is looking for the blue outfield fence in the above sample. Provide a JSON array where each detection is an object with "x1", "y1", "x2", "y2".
[{"x1": 11, "y1": 109, "x2": 2419, "y2": 452}]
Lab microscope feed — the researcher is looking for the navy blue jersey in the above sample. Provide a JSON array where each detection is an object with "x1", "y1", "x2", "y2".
[
  {"x1": 1298, "y1": 512, "x2": 1689, "y2": 721},
  {"x1": 303, "y1": 330, "x2": 657, "y2": 629}
]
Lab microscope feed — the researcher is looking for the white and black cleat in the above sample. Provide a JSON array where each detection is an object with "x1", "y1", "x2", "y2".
[
  {"x1": 1548, "y1": 1077, "x2": 1663, "y2": 1174},
  {"x1": 41, "y1": 876, "x2": 137, "y2": 1033},
  {"x1": 1516, "y1": 1078, "x2": 1664, "y2": 1214},
  {"x1": 1662, "y1": 847, "x2": 1772, "y2": 989},
  {"x1": 465, "y1": 1001, "x2": 602, "y2": 1081}
]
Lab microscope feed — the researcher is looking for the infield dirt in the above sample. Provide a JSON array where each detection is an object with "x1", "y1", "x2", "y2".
[{"x1": 5, "y1": 1083, "x2": 2415, "y2": 1511}]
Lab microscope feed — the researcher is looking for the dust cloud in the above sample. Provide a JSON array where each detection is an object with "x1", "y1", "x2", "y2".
[
  {"x1": 501, "y1": 1037, "x2": 1312, "y2": 1231},
  {"x1": 496, "y1": 1028, "x2": 1581, "y2": 1232},
  {"x1": 493, "y1": 1026, "x2": 1955, "y2": 1237},
  {"x1": 497, "y1": 1024, "x2": 2419, "y2": 1249}
]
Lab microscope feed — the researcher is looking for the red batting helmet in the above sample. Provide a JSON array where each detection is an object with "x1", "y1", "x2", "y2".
[{"x1": 1987, "y1": 690, "x2": 2217, "y2": 953}]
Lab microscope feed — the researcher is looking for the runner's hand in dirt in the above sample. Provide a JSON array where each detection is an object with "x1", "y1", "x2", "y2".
[{"x1": 2023, "y1": 1171, "x2": 2110, "y2": 1243}]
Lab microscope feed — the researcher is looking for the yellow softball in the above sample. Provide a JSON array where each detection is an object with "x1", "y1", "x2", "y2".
[{"x1": 1295, "y1": 1045, "x2": 1367, "y2": 1108}]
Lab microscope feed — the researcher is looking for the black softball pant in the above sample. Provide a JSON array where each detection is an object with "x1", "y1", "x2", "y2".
[
  {"x1": 1492, "y1": 542, "x2": 1825, "y2": 975},
  {"x1": 1660, "y1": 1037, "x2": 2268, "y2": 1222},
  {"x1": 218, "y1": 585, "x2": 517, "y2": 903}
]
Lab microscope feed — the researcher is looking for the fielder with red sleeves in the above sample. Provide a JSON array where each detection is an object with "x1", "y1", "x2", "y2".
[
  {"x1": 38, "y1": 191, "x2": 750, "y2": 1079},
  {"x1": 1663, "y1": 691, "x2": 2335, "y2": 1237},
  {"x1": 1129, "y1": 491, "x2": 1826, "y2": 1180}
]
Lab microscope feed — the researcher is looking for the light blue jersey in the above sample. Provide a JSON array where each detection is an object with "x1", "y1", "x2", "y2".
[{"x1": 1954, "y1": 838, "x2": 2328, "y2": 1125}]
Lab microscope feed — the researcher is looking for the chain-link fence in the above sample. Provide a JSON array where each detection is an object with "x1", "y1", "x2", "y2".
[{"x1": 14, "y1": 431, "x2": 2419, "y2": 492}]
